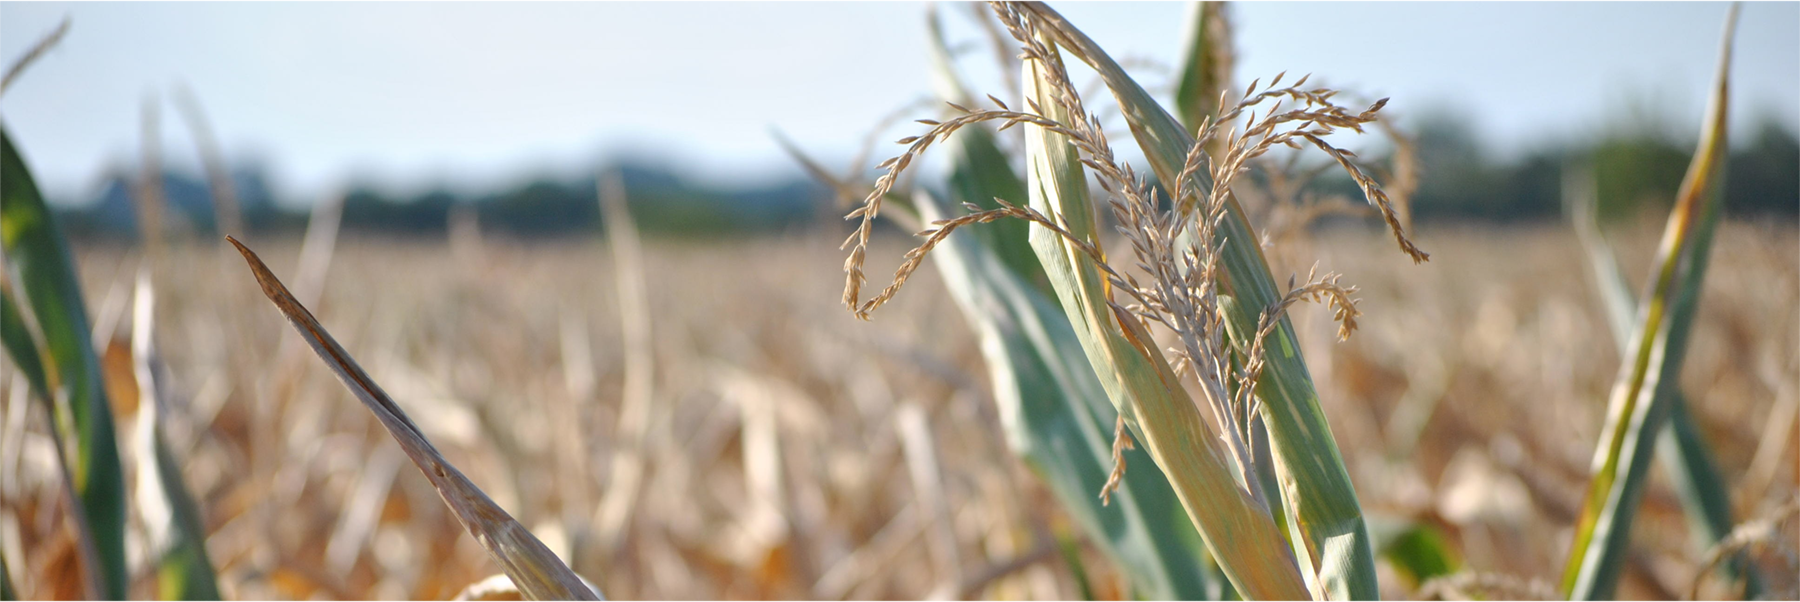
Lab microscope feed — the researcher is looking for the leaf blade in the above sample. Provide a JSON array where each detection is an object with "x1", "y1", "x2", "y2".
[
  {"x1": 1565, "y1": 160, "x2": 1755, "y2": 598},
  {"x1": 1173, "y1": 1, "x2": 1231, "y2": 136},
  {"x1": 0, "y1": 123, "x2": 129, "y2": 600},
  {"x1": 1562, "y1": 7, "x2": 1740, "y2": 599},
  {"x1": 227, "y1": 236, "x2": 601, "y2": 601}
]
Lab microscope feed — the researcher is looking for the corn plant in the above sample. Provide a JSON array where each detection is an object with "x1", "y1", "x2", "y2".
[
  {"x1": 1565, "y1": 144, "x2": 1754, "y2": 600},
  {"x1": 1560, "y1": 6, "x2": 1744, "y2": 600},
  {"x1": 839, "y1": 2, "x2": 1429, "y2": 598},
  {"x1": 912, "y1": 6, "x2": 1226, "y2": 599}
]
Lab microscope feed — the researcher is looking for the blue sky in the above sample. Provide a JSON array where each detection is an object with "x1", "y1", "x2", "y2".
[{"x1": 1, "y1": 2, "x2": 1794, "y2": 207}]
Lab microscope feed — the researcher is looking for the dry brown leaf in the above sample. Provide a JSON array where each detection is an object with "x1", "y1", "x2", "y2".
[{"x1": 227, "y1": 236, "x2": 601, "y2": 601}]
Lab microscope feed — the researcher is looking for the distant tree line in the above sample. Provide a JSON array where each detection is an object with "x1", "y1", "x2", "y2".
[
  {"x1": 1390, "y1": 115, "x2": 1796, "y2": 223},
  {"x1": 51, "y1": 119, "x2": 1795, "y2": 241},
  {"x1": 56, "y1": 160, "x2": 828, "y2": 240}
]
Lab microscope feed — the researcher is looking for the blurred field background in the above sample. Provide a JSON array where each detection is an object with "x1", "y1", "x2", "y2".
[
  {"x1": 2, "y1": 221, "x2": 1791, "y2": 600},
  {"x1": 2, "y1": 2, "x2": 1797, "y2": 601}
]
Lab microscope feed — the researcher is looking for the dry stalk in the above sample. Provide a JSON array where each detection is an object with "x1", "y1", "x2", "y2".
[
  {"x1": 0, "y1": 17, "x2": 69, "y2": 97},
  {"x1": 172, "y1": 84, "x2": 242, "y2": 239},
  {"x1": 1691, "y1": 497, "x2": 1800, "y2": 600},
  {"x1": 1745, "y1": 355, "x2": 1797, "y2": 506},
  {"x1": 593, "y1": 170, "x2": 655, "y2": 557},
  {"x1": 951, "y1": 535, "x2": 1060, "y2": 599},
  {"x1": 897, "y1": 403, "x2": 961, "y2": 599},
  {"x1": 813, "y1": 502, "x2": 924, "y2": 599},
  {"x1": 136, "y1": 94, "x2": 167, "y2": 262},
  {"x1": 770, "y1": 129, "x2": 871, "y2": 223},
  {"x1": 1418, "y1": 571, "x2": 1559, "y2": 601},
  {"x1": 451, "y1": 573, "x2": 604, "y2": 601}
]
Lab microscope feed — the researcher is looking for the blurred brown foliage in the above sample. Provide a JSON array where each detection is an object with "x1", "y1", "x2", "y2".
[{"x1": 1, "y1": 221, "x2": 1794, "y2": 600}]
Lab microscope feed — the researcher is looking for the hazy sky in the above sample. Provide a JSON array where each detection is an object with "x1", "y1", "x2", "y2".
[{"x1": 2, "y1": 2, "x2": 1795, "y2": 207}]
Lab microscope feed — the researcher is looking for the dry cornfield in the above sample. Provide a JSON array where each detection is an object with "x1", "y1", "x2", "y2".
[
  {"x1": 0, "y1": 220, "x2": 1792, "y2": 600},
  {"x1": 3, "y1": 2, "x2": 1796, "y2": 601}
]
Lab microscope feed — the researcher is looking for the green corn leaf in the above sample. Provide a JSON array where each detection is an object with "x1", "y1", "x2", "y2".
[
  {"x1": 142, "y1": 430, "x2": 222, "y2": 600},
  {"x1": 1053, "y1": 526, "x2": 1099, "y2": 602},
  {"x1": 1565, "y1": 166, "x2": 1755, "y2": 597},
  {"x1": 1, "y1": 548, "x2": 13, "y2": 601},
  {"x1": 1176, "y1": 5, "x2": 1293, "y2": 571},
  {"x1": 0, "y1": 279, "x2": 47, "y2": 396},
  {"x1": 1018, "y1": 28, "x2": 1309, "y2": 600},
  {"x1": 1656, "y1": 401, "x2": 1753, "y2": 597},
  {"x1": 139, "y1": 421, "x2": 223, "y2": 600},
  {"x1": 1562, "y1": 7, "x2": 1739, "y2": 599},
  {"x1": 1, "y1": 282, "x2": 107, "y2": 601},
  {"x1": 1564, "y1": 169, "x2": 1636, "y2": 343},
  {"x1": 1366, "y1": 516, "x2": 1459, "y2": 590},
  {"x1": 1, "y1": 124, "x2": 129, "y2": 600},
  {"x1": 948, "y1": 124, "x2": 1041, "y2": 282},
  {"x1": 925, "y1": 6, "x2": 1045, "y2": 289},
  {"x1": 1173, "y1": 1, "x2": 1231, "y2": 136},
  {"x1": 916, "y1": 188, "x2": 1222, "y2": 600},
  {"x1": 1017, "y1": 4, "x2": 1380, "y2": 598},
  {"x1": 1220, "y1": 296, "x2": 1292, "y2": 549}
]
